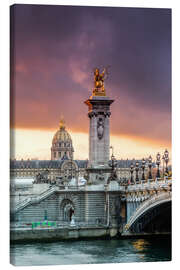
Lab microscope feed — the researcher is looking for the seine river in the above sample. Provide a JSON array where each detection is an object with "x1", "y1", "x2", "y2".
[{"x1": 10, "y1": 236, "x2": 171, "y2": 266}]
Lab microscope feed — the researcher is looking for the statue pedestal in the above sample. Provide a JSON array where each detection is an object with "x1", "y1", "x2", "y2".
[{"x1": 92, "y1": 88, "x2": 106, "y2": 97}]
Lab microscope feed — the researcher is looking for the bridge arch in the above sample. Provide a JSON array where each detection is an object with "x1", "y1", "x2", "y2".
[{"x1": 125, "y1": 192, "x2": 171, "y2": 234}]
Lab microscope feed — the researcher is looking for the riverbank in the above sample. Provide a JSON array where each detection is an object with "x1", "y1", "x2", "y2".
[
  {"x1": 10, "y1": 225, "x2": 171, "y2": 243},
  {"x1": 10, "y1": 225, "x2": 111, "y2": 243}
]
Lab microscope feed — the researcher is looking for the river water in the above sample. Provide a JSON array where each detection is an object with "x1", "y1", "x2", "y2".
[{"x1": 10, "y1": 236, "x2": 171, "y2": 266}]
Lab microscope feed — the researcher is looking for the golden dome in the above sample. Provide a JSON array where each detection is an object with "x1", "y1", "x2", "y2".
[
  {"x1": 52, "y1": 121, "x2": 72, "y2": 143},
  {"x1": 51, "y1": 119, "x2": 74, "y2": 161}
]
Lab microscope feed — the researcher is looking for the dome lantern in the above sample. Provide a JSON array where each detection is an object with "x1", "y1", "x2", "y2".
[{"x1": 59, "y1": 117, "x2": 65, "y2": 130}]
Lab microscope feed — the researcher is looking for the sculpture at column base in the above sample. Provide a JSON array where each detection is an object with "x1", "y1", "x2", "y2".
[{"x1": 86, "y1": 167, "x2": 112, "y2": 185}]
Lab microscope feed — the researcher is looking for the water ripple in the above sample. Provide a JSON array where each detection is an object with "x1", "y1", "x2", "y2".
[{"x1": 10, "y1": 237, "x2": 171, "y2": 266}]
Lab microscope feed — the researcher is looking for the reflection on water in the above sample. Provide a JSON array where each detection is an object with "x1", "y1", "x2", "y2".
[
  {"x1": 10, "y1": 236, "x2": 171, "y2": 266},
  {"x1": 132, "y1": 239, "x2": 150, "y2": 251}
]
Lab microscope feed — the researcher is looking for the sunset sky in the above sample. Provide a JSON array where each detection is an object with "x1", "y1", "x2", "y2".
[{"x1": 10, "y1": 4, "x2": 171, "y2": 161}]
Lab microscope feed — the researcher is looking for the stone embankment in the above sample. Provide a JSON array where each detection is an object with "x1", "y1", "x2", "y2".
[
  {"x1": 10, "y1": 225, "x2": 170, "y2": 243},
  {"x1": 10, "y1": 226, "x2": 115, "y2": 243}
]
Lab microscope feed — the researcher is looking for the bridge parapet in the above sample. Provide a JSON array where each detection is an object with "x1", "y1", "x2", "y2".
[
  {"x1": 126, "y1": 178, "x2": 171, "y2": 193},
  {"x1": 125, "y1": 178, "x2": 171, "y2": 204},
  {"x1": 124, "y1": 191, "x2": 171, "y2": 232}
]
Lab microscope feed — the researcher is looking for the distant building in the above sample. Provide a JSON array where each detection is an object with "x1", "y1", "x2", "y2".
[
  {"x1": 51, "y1": 119, "x2": 74, "y2": 160},
  {"x1": 10, "y1": 120, "x2": 151, "y2": 182}
]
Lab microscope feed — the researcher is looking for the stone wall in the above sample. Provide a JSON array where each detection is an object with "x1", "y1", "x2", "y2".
[
  {"x1": 15, "y1": 193, "x2": 59, "y2": 222},
  {"x1": 85, "y1": 192, "x2": 106, "y2": 223},
  {"x1": 12, "y1": 190, "x2": 122, "y2": 226},
  {"x1": 10, "y1": 227, "x2": 110, "y2": 243}
]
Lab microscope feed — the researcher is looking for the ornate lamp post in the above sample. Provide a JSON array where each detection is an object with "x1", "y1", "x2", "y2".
[
  {"x1": 110, "y1": 145, "x2": 114, "y2": 156},
  {"x1": 156, "y1": 152, "x2": 161, "y2": 179},
  {"x1": 135, "y1": 161, "x2": 139, "y2": 183},
  {"x1": 108, "y1": 152, "x2": 117, "y2": 184},
  {"x1": 70, "y1": 156, "x2": 73, "y2": 180},
  {"x1": 148, "y1": 155, "x2": 152, "y2": 180},
  {"x1": 130, "y1": 163, "x2": 134, "y2": 184},
  {"x1": 141, "y1": 158, "x2": 146, "y2": 182},
  {"x1": 86, "y1": 158, "x2": 89, "y2": 169},
  {"x1": 164, "y1": 149, "x2": 169, "y2": 174},
  {"x1": 109, "y1": 146, "x2": 117, "y2": 173},
  {"x1": 162, "y1": 154, "x2": 165, "y2": 178},
  {"x1": 111, "y1": 154, "x2": 116, "y2": 172}
]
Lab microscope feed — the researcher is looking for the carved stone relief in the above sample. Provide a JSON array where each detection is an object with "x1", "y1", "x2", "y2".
[{"x1": 97, "y1": 117, "x2": 104, "y2": 139}]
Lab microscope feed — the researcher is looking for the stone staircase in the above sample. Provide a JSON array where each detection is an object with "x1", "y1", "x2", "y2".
[{"x1": 13, "y1": 186, "x2": 58, "y2": 213}]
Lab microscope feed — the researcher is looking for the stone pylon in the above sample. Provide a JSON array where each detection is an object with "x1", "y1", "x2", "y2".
[{"x1": 85, "y1": 95, "x2": 114, "y2": 184}]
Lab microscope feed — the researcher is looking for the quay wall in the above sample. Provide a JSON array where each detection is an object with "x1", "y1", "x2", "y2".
[
  {"x1": 10, "y1": 226, "x2": 170, "y2": 243},
  {"x1": 12, "y1": 191, "x2": 110, "y2": 223},
  {"x1": 10, "y1": 226, "x2": 112, "y2": 242}
]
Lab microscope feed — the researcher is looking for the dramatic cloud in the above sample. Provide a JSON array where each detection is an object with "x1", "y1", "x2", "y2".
[{"x1": 10, "y1": 4, "x2": 171, "y2": 147}]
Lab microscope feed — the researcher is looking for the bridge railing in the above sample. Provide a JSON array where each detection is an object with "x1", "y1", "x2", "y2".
[{"x1": 126, "y1": 178, "x2": 171, "y2": 191}]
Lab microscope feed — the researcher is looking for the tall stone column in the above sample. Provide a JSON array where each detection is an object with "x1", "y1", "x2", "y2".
[{"x1": 85, "y1": 96, "x2": 114, "y2": 184}]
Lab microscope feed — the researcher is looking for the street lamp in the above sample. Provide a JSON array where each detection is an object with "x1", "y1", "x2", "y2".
[
  {"x1": 148, "y1": 155, "x2": 153, "y2": 180},
  {"x1": 110, "y1": 145, "x2": 114, "y2": 156},
  {"x1": 164, "y1": 149, "x2": 169, "y2": 174},
  {"x1": 130, "y1": 163, "x2": 134, "y2": 184},
  {"x1": 162, "y1": 154, "x2": 165, "y2": 178},
  {"x1": 135, "y1": 161, "x2": 139, "y2": 183},
  {"x1": 156, "y1": 152, "x2": 161, "y2": 179},
  {"x1": 108, "y1": 152, "x2": 117, "y2": 184},
  {"x1": 71, "y1": 156, "x2": 73, "y2": 180},
  {"x1": 141, "y1": 158, "x2": 146, "y2": 182},
  {"x1": 110, "y1": 146, "x2": 117, "y2": 174},
  {"x1": 111, "y1": 154, "x2": 117, "y2": 171},
  {"x1": 86, "y1": 158, "x2": 89, "y2": 168}
]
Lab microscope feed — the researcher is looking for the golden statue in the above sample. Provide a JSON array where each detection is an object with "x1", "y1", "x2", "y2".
[
  {"x1": 93, "y1": 67, "x2": 108, "y2": 96},
  {"x1": 59, "y1": 116, "x2": 65, "y2": 129}
]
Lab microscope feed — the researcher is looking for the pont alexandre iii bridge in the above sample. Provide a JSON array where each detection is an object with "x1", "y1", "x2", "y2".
[
  {"x1": 121, "y1": 178, "x2": 171, "y2": 236},
  {"x1": 10, "y1": 175, "x2": 172, "y2": 241}
]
